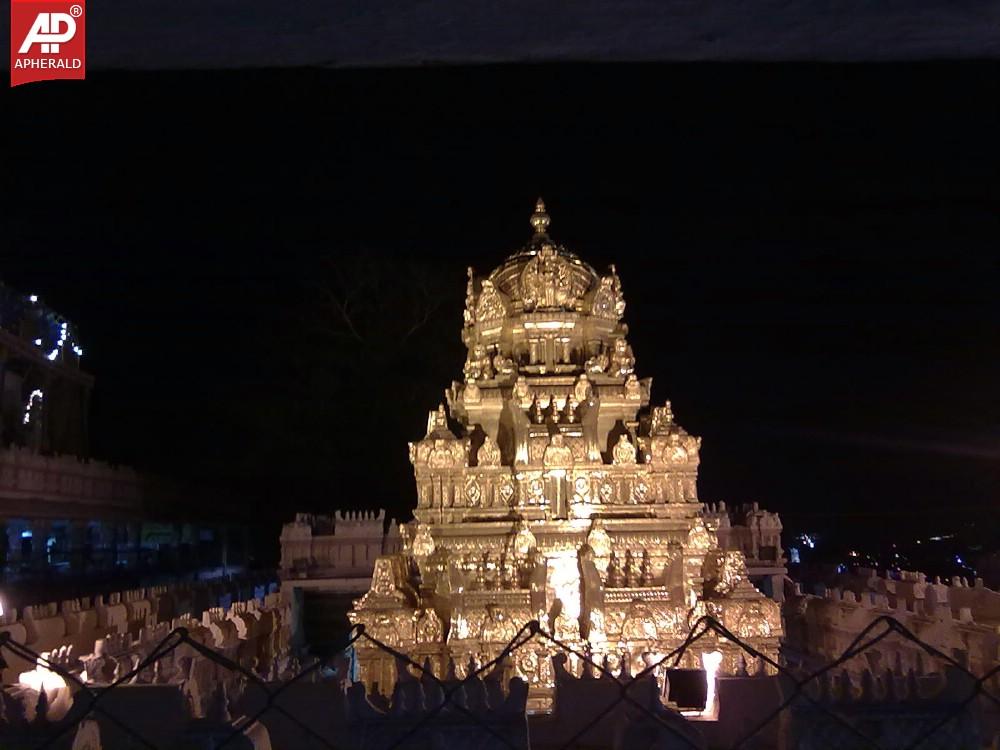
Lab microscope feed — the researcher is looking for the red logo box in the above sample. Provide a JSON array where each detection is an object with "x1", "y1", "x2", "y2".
[{"x1": 10, "y1": 0, "x2": 86, "y2": 87}]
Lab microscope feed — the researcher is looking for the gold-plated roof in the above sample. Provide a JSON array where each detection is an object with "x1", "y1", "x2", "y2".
[{"x1": 489, "y1": 199, "x2": 600, "y2": 308}]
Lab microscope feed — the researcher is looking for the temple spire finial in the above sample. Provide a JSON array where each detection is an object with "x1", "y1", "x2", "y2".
[{"x1": 530, "y1": 197, "x2": 550, "y2": 237}]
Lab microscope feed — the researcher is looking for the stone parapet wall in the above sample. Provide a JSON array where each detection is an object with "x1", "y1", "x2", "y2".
[
  {"x1": 280, "y1": 509, "x2": 401, "y2": 580},
  {"x1": 0, "y1": 575, "x2": 280, "y2": 684},
  {"x1": 0, "y1": 445, "x2": 143, "y2": 516},
  {"x1": 783, "y1": 568, "x2": 1000, "y2": 685}
]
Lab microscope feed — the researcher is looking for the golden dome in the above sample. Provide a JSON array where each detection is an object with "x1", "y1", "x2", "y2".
[{"x1": 489, "y1": 198, "x2": 600, "y2": 310}]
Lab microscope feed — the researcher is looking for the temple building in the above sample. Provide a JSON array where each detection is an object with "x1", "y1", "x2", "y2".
[
  {"x1": 0, "y1": 282, "x2": 248, "y2": 602},
  {"x1": 348, "y1": 200, "x2": 782, "y2": 703}
]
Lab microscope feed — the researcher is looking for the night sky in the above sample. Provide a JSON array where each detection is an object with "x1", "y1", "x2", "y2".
[{"x1": 4, "y1": 63, "x2": 998, "y2": 555}]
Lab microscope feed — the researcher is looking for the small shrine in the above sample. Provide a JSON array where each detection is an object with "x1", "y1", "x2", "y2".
[{"x1": 349, "y1": 200, "x2": 781, "y2": 705}]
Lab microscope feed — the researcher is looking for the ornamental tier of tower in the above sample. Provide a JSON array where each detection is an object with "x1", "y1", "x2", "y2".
[{"x1": 348, "y1": 200, "x2": 781, "y2": 705}]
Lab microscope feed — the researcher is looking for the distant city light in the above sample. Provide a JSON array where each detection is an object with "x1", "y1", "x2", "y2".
[
  {"x1": 789, "y1": 547, "x2": 801, "y2": 564},
  {"x1": 29, "y1": 295, "x2": 38, "y2": 303},
  {"x1": 837, "y1": 563, "x2": 847, "y2": 573},
  {"x1": 797, "y1": 533, "x2": 816, "y2": 549},
  {"x1": 33, "y1": 338, "x2": 42, "y2": 346},
  {"x1": 955, "y1": 555, "x2": 964, "y2": 565}
]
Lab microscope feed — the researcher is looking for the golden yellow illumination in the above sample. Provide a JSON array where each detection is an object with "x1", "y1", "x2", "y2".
[{"x1": 349, "y1": 202, "x2": 781, "y2": 705}]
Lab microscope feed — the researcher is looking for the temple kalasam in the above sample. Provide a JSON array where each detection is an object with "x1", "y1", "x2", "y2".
[{"x1": 348, "y1": 200, "x2": 781, "y2": 704}]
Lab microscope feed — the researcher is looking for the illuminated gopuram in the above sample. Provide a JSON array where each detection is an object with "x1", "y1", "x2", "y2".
[{"x1": 349, "y1": 200, "x2": 781, "y2": 703}]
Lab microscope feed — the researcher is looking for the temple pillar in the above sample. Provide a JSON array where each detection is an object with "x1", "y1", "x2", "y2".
[{"x1": 770, "y1": 574, "x2": 785, "y2": 603}]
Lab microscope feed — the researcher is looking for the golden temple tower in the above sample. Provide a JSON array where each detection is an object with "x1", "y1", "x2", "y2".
[{"x1": 349, "y1": 200, "x2": 781, "y2": 702}]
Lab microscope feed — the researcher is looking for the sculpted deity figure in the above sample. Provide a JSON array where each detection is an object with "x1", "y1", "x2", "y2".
[
  {"x1": 586, "y1": 518, "x2": 612, "y2": 574},
  {"x1": 585, "y1": 349, "x2": 609, "y2": 374},
  {"x1": 476, "y1": 280, "x2": 505, "y2": 325},
  {"x1": 591, "y1": 267, "x2": 626, "y2": 320},
  {"x1": 520, "y1": 243, "x2": 582, "y2": 310},
  {"x1": 573, "y1": 373, "x2": 592, "y2": 403},
  {"x1": 715, "y1": 551, "x2": 749, "y2": 595},
  {"x1": 492, "y1": 347, "x2": 515, "y2": 378},
  {"x1": 542, "y1": 434, "x2": 574, "y2": 470},
  {"x1": 610, "y1": 338, "x2": 635, "y2": 377},
  {"x1": 552, "y1": 604, "x2": 581, "y2": 641},
  {"x1": 686, "y1": 518, "x2": 714, "y2": 552},
  {"x1": 411, "y1": 524, "x2": 436, "y2": 558},
  {"x1": 414, "y1": 608, "x2": 444, "y2": 644},
  {"x1": 476, "y1": 435, "x2": 501, "y2": 467},
  {"x1": 428, "y1": 439, "x2": 458, "y2": 468},
  {"x1": 482, "y1": 604, "x2": 518, "y2": 643},
  {"x1": 512, "y1": 519, "x2": 537, "y2": 558},
  {"x1": 513, "y1": 375, "x2": 533, "y2": 408},
  {"x1": 612, "y1": 433, "x2": 637, "y2": 465},
  {"x1": 427, "y1": 403, "x2": 449, "y2": 435},
  {"x1": 463, "y1": 381, "x2": 481, "y2": 405},
  {"x1": 622, "y1": 600, "x2": 658, "y2": 641},
  {"x1": 463, "y1": 266, "x2": 476, "y2": 327},
  {"x1": 651, "y1": 402, "x2": 675, "y2": 434},
  {"x1": 624, "y1": 373, "x2": 641, "y2": 401},
  {"x1": 370, "y1": 558, "x2": 398, "y2": 596},
  {"x1": 464, "y1": 343, "x2": 493, "y2": 382}
]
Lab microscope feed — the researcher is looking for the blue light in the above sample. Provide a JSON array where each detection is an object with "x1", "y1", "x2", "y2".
[{"x1": 21, "y1": 530, "x2": 32, "y2": 538}]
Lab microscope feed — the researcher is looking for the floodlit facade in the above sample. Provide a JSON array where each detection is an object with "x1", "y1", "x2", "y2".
[{"x1": 348, "y1": 201, "x2": 781, "y2": 703}]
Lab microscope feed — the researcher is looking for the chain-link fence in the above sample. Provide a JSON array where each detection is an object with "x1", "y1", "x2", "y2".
[{"x1": 2, "y1": 612, "x2": 997, "y2": 749}]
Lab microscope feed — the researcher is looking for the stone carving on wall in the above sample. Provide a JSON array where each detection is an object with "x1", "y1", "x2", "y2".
[
  {"x1": 463, "y1": 266, "x2": 476, "y2": 327},
  {"x1": 498, "y1": 476, "x2": 516, "y2": 506},
  {"x1": 512, "y1": 520, "x2": 537, "y2": 558},
  {"x1": 586, "y1": 518, "x2": 612, "y2": 574},
  {"x1": 624, "y1": 374, "x2": 641, "y2": 400},
  {"x1": 476, "y1": 435, "x2": 502, "y2": 466},
  {"x1": 465, "y1": 478, "x2": 482, "y2": 507},
  {"x1": 612, "y1": 434, "x2": 637, "y2": 465},
  {"x1": 411, "y1": 525, "x2": 436, "y2": 558},
  {"x1": 476, "y1": 280, "x2": 506, "y2": 325},
  {"x1": 513, "y1": 376, "x2": 532, "y2": 408},
  {"x1": 610, "y1": 338, "x2": 635, "y2": 377},
  {"x1": 591, "y1": 266, "x2": 626, "y2": 320},
  {"x1": 687, "y1": 518, "x2": 714, "y2": 552},
  {"x1": 542, "y1": 434, "x2": 574, "y2": 469},
  {"x1": 584, "y1": 349, "x2": 609, "y2": 374},
  {"x1": 414, "y1": 608, "x2": 444, "y2": 643},
  {"x1": 519, "y1": 244, "x2": 586, "y2": 311}
]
